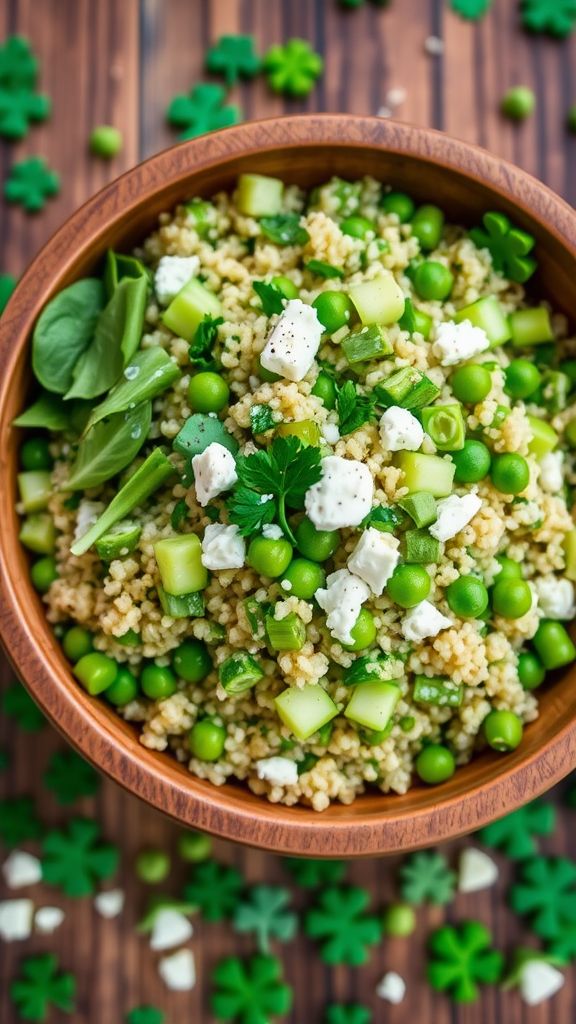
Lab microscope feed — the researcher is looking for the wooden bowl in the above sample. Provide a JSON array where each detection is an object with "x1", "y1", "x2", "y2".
[{"x1": 1, "y1": 114, "x2": 575, "y2": 857}]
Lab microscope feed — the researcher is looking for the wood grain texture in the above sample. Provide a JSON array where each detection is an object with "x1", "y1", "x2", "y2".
[{"x1": 1, "y1": 0, "x2": 576, "y2": 1020}]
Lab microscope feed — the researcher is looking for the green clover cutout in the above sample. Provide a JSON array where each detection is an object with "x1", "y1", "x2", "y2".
[
  {"x1": 0, "y1": 87, "x2": 50, "y2": 140},
  {"x1": 166, "y1": 83, "x2": 241, "y2": 140},
  {"x1": 304, "y1": 886, "x2": 381, "y2": 966},
  {"x1": 44, "y1": 749, "x2": 101, "y2": 805},
  {"x1": 477, "y1": 799, "x2": 555, "y2": 858},
  {"x1": 521, "y1": 0, "x2": 576, "y2": 37},
  {"x1": 427, "y1": 920, "x2": 504, "y2": 1003},
  {"x1": 546, "y1": 925, "x2": 576, "y2": 964},
  {"x1": 399, "y1": 850, "x2": 456, "y2": 905},
  {"x1": 2, "y1": 679, "x2": 45, "y2": 731},
  {"x1": 4, "y1": 156, "x2": 60, "y2": 213},
  {"x1": 206, "y1": 35, "x2": 262, "y2": 86},
  {"x1": 324, "y1": 1004, "x2": 372, "y2": 1024},
  {"x1": 41, "y1": 817, "x2": 119, "y2": 898},
  {"x1": 233, "y1": 885, "x2": 298, "y2": 954},
  {"x1": 0, "y1": 796, "x2": 42, "y2": 848},
  {"x1": 211, "y1": 954, "x2": 293, "y2": 1024},
  {"x1": 263, "y1": 39, "x2": 324, "y2": 97},
  {"x1": 10, "y1": 954, "x2": 76, "y2": 1022},
  {"x1": 509, "y1": 856, "x2": 576, "y2": 940},
  {"x1": 0, "y1": 36, "x2": 38, "y2": 90},
  {"x1": 0, "y1": 272, "x2": 16, "y2": 314},
  {"x1": 125, "y1": 1008, "x2": 165, "y2": 1024},
  {"x1": 469, "y1": 211, "x2": 537, "y2": 283},
  {"x1": 183, "y1": 860, "x2": 244, "y2": 921},
  {"x1": 450, "y1": 0, "x2": 492, "y2": 17},
  {"x1": 283, "y1": 856, "x2": 346, "y2": 888}
]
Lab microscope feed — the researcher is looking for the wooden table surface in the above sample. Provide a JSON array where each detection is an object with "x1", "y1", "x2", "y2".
[{"x1": 1, "y1": 1, "x2": 576, "y2": 1021}]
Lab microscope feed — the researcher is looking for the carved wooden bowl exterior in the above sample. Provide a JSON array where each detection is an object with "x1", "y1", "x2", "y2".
[{"x1": 1, "y1": 115, "x2": 575, "y2": 856}]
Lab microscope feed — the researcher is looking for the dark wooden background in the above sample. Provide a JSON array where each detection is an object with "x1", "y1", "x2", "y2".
[{"x1": 1, "y1": 0, "x2": 576, "y2": 1020}]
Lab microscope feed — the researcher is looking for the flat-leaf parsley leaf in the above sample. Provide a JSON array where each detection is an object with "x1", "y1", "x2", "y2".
[
  {"x1": 188, "y1": 314, "x2": 223, "y2": 370},
  {"x1": 336, "y1": 380, "x2": 377, "y2": 436},
  {"x1": 252, "y1": 280, "x2": 285, "y2": 316}
]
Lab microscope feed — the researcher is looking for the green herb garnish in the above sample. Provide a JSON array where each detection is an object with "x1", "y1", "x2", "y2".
[
  {"x1": 253, "y1": 280, "x2": 285, "y2": 316},
  {"x1": 336, "y1": 380, "x2": 377, "y2": 436},
  {"x1": 259, "y1": 213, "x2": 310, "y2": 246},
  {"x1": 188, "y1": 313, "x2": 224, "y2": 370}
]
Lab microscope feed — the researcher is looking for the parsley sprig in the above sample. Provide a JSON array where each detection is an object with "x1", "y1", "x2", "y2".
[
  {"x1": 336, "y1": 380, "x2": 377, "y2": 436},
  {"x1": 227, "y1": 436, "x2": 322, "y2": 543},
  {"x1": 188, "y1": 314, "x2": 224, "y2": 370}
]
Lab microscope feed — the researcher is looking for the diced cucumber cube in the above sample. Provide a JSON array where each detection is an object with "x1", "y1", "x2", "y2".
[
  {"x1": 344, "y1": 680, "x2": 400, "y2": 731},
  {"x1": 375, "y1": 367, "x2": 440, "y2": 410},
  {"x1": 157, "y1": 585, "x2": 205, "y2": 619},
  {"x1": 276, "y1": 419, "x2": 320, "y2": 447},
  {"x1": 397, "y1": 491, "x2": 437, "y2": 529},
  {"x1": 455, "y1": 296, "x2": 511, "y2": 347},
  {"x1": 237, "y1": 174, "x2": 284, "y2": 217},
  {"x1": 20, "y1": 513, "x2": 55, "y2": 554},
  {"x1": 154, "y1": 534, "x2": 208, "y2": 595},
  {"x1": 564, "y1": 529, "x2": 576, "y2": 582},
  {"x1": 349, "y1": 273, "x2": 405, "y2": 325},
  {"x1": 95, "y1": 520, "x2": 142, "y2": 560},
  {"x1": 527, "y1": 415, "x2": 558, "y2": 457},
  {"x1": 396, "y1": 452, "x2": 455, "y2": 497},
  {"x1": 509, "y1": 307, "x2": 553, "y2": 347},
  {"x1": 342, "y1": 324, "x2": 393, "y2": 364},
  {"x1": 220, "y1": 652, "x2": 264, "y2": 695},
  {"x1": 402, "y1": 529, "x2": 441, "y2": 564},
  {"x1": 275, "y1": 683, "x2": 338, "y2": 741},
  {"x1": 17, "y1": 471, "x2": 51, "y2": 513},
  {"x1": 173, "y1": 413, "x2": 238, "y2": 459},
  {"x1": 163, "y1": 278, "x2": 222, "y2": 342}
]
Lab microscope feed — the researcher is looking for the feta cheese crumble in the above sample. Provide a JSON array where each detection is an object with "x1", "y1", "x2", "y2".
[
  {"x1": 262, "y1": 524, "x2": 284, "y2": 540},
  {"x1": 154, "y1": 255, "x2": 199, "y2": 306},
  {"x1": 94, "y1": 888, "x2": 125, "y2": 919},
  {"x1": 533, "y1": 576, "x2": 576, "y2": 620},
  {"x1": 201, "y1": 523, "x2": 245, "y2": 570},
  {"x1": 347, "y1": 527, "x2": 400, "y2": 596},
  {"x1": 2, "y1": 850, "x2": 42, "y2": 889},
  {"x1": 255, "y1": 756, "x2": 298, "y2": 787},
  {"x1": 315, "y1": 569, "x2": 371, "y2": 645},
  {"x1": 35, "y1": 906, "x2": 65, "y2": 935},
  {"x1": 260, "y1": 299, "x2": 323, "y2": 382},
  {"x1": 539, "y1": 451, "x2": 564, "y2": 493},
  {"x1": 430, "y1": 492, "x2": 482, "y2": 542},
  {"x1": 159, "y1": 949, "x2": 196, "y2": 991},
  {"x1": 379, "y1": 406, "x2": 425, "y2": 452},
  {"x1": 322, "y1": 422, "x2": 340, "y2": 445},
  {"x1": 192, "y1": 442, "x2": 238, "y2": 506},
  {"x1": 432, "y1": 319, "x2": 490, "y2": 366},
  {"x1": 401, "y1": 600, "x2": 452, "y2": 642},
  {"x1": 458, "y1": 847, "x2": 499, "y2": 893},
  {"x1": 150, "y1": 908, "x2": 194, "y2": 951},
  {"x1": 376, "y1": 971, "x2": 406, "y2": 1004},
  {"x1": 0, "y1": 899, "x2": 34, "y2": 941},
  {"x1": 519, "y1": 959, "x2": 565, "y2": 1006},
  {"x1": 304, "y1": 455, "x2": 374, "y2": 530}
]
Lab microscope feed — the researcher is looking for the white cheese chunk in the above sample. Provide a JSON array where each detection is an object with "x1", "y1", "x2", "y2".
[
  {"x1": 432, "y1": 319, "x2": 490, "y2": 366},
  {"x1": 192, "y1": 442, "x2": 237, "y2": 506},
  {"x1": 154, "y1": 255, "x2": 199, "y2": 306},
  {"x1": 260, "y1": 299, "x2": 323, "y2": 382},
  {"x1": 519, "y1": 959, "x2": 564, "y2": 1006},
  {"x1": 401, "y1": 600, "x2": 452, "y2": 642},
  {"x1": 150, "y1": 908, "x2": 194, "y2": 951},
  {"x1": 255, "y1": 756, "x2": 298, "y2": 787},
  {"x1": 379, "y1": 406, "x2": 425, "y2": 452},
  {"x1": 201, "y1": 523, "x2": 245, "y2": 570},
  {"x1": 2, "y1": 850, "x2": 42, "y2": 889},
  {"x1": 347, "y1": 527, "x2": 400, "y2": 596},
  {"x1": 315, "y1": 568, "x2": 371, "y2": 645},
  {"x1": 74, "y1": 500, "x2": 105, "y2": 542},
  {"x1": 539, "y1": 451, "x2": 564, "y2": 493},
  {"x1": 0, "y1": 899, "x2": 34, "y2": 941},
  {"x1": 376, "y1": 971, "x2": 406, "y2": 1004},
  {"x1": 94, "y1": 888, "x2": 125, "y2": 919},
  {"x1": 322, "y1": 422, "x2": 340, "y2": 445},
  {"x1": 533, "y1": 576, "x2": 576, "y2": 620},
  {"x1": 35, "y1": 906, "x2": 65, "y2": 935},
  {"x1": 458, "y1": 847, "x2": 499, "y2": 893},
  {"x1": 159, "y1": 949, "x2": 196, "y2": 991},
  {"x1": 429, "y1": 492, "x2": 482, "y2": 542},
  {"x1": 261, "y1": 524, "x2": 284, "y2": 540},
  {"x1": 305, "y1": 455, "x2": 374, "y2": 530}
]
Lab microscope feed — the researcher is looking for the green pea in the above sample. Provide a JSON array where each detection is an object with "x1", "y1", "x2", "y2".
[
  {"x1": 271, "y1": 275, "x2": 298, "y2": 300},
  {"x1": 141, "y1": 664, "x2": 177, "y2": 700},
  {"x1": 483, "y1": 709, "x2": 523, "y2": 752},
  {"x1": 504, "y1": 358, "x2": 541, "y2": 400},
  {"x1": 399, "y1": 715, "x2": 416, "y2": 732},
  {"x1": 74, "y1": 652, "x2": 118, "y2": 696},
  {"x1": 381, "y1": 191, "x2": 415, "y2": 222},
  {"x1": 281, "y1": 558, "x2": 325, "y2": 600},
  {"x1": 490, "y1": 453, "x2": 530, "y2": 495},
  {"x1": 247, "y1": 536, "x2": 293, "y2": 578},
  {"x1": 415, "y1": 743, "x2": 455, "y2": 784},
  {"x1": 451, "y1": 440, "x2": 491, "y2": 483},
  {"x1": 135, "y1": 849, "x2": 171, "y2": 885},
  {"x1": 451, "y1": 365, "x2": 492, "y2": 404},
  {"x1": 517, "y1": 651, "x2": 545, "y2": 690},
  {"x1": 20, "y1": 437, "x2": 53, "y2": 472},
  {"x1": 295, "y1": 518, "x2": 339, "y2": 562},
  {"x1": 446, "y1": 575, "x2": 489, "y2": 618},
  {"x1": 31, "y1": 556, "x2": 58, "y2": 593},
  {"x1": 340, "y1": 215, "x2": 375, "y2": 239},
  {"x1": 63, "y1": 626, "x2": 94, "y2": 662},
  {"x1": 256, "y1": 356, "x2": 281, "y2": 383},
  {"x1": 533, "y1": 620, "x2": 576, "y2": 670},
  {"x1": 105, "y1": 667, "x2": 139, "y2": 707},
  {"x1": 311, "y1": 371, "x2": 337, "y2": 409},
  {"x1": 177, "y1": 830, "x2": 213, "y2": 863},
  {"x1": 410, "y1": 205, "x2": 445, "y2": 251},
  {"x1": 89, "y1": 124, "x2": 123, "y2": 158},
  {"x1": 187, "y1": 371, "x2": 230, "y2": 413},
  {"x1": 387, "y1": 564, "x2": 431, "y2": 608},
  {"x1": 312, "y1": 291, "x2": 354, "y2": 334},
  {"x1": 171, "y1": 640, "x2": 212, "y2": 683},
  {"x1": 342, "y1": 608, "x2": 377, "y2": 651},
  {"x1": 492, "y1": 578, "x2": 532, "y2": 619},
  {"x1": 495, "y1": 555, "x2": 522, "y2": 581},
  {"x1": 501, "y1": 86, "x2": 535, "y2": 121},
  {"x1": 413, "y1": 260, "x2": 454, "y2": 301},
  {"x1": 382, "y1": 902, "x2": 417, "y2": 937},
  {"x1": 116, "y1": 628, "x2": 140, "y2": 647},
  {"x1": 188, "y1": 718, "x2": 226, "y2": 761}
]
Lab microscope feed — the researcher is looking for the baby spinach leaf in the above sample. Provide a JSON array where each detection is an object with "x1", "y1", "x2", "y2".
[
  {"x1": 66, "y1": 274, "x2": 148, "y2": 401},
  {"x1": 84, "y1": 347, "x2": 181, "y2": 432},
  {"x1": 104, "y1": 250, "x2": 150, "y2": 298},
  {"x1": 13, "y1": 392, "x2": 92, "y2": 433},
  {"x1": 32, "y1": 278, "x2": 105, "y2": 394},
  {"x1": 64, "y1": 401, "x2": 152, "y2": 491}
]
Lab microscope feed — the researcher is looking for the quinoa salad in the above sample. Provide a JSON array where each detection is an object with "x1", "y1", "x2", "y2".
[{"x1": 14, "y1": 173, "x2": 576, "y2": 811}]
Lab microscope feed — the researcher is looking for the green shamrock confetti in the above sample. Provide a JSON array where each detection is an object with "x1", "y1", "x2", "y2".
[
  {"x1": 325, "y1": 1005, "x2": 372, "y2": 1024},
  {"x1": 263, "y1": 39, "x2": 324, "y2": 97},
  {"x1": 43, "y1": 749, "x2": 101, "y2": 805},
  {"x1": 0, "y1": 796, "x2": 42, "y2": 848},
  {"x1": 469, "y1": 211, "x2": 537, "y2": 283},
  {"x1": 427, "y1": 921, "x2": 504, "y2": 1003},
  {"x1": 399, "y1": 850, "x2": 456, "y2": 905},
  {"x1": 211, "y1": 954, "x2": 293, "y2": 1024},
  {"x1": 126, "y1": 1008, "x2": 165, "y2": 1024},
  {"x1": 2, "y1": 679, "x2": 45, "y2": 731},
  {"x1": 0, "y1": 272, "x2": 16, "y2": 313},
  {"x1": 183, "y1": 860, "x2": 244, "y2": 921},
  {"x1": 283, "y1": 856, "x2": 346, "y2": 888},
  {"x1": 206, "y1": 35, "x2": 262, "y2": 86},
  {"x1": 509, "y1": 856, "x2": 576, "y2": 940},
  {"x1": 0, "y1": 86, "x2": 50, "y2": 140},
  {"x1": 41, "y1": 818, "x2": 119, "y2": 898},
  {"x1": 0, "y1": 36, "x2": 38, "y2": 89},
  {"x1": 166, "y1": 83, "x2": 241, "y2": 140},
  {"x1": 233, "y1": 885, "x2": 298, "y2": 954},
  {"x1": 10, "y1": 954, "x2": 76, "y2": 1022},
  {"x1": 339, "y1": 0, "x2": 390, "y2": 7},
  {"x1": 546, "y1": 925, "x2": 576, "y2": 964},
  {"x1": 521, "y1": 0, "x2": 576, "y2": 37},
  {"x1": 477, "y1": 799, "x2": 555, "y2": 859},
  {"x1": 304, "y1": 886, "x2": 381, "y2": 966},
  {"x1": 4, "y1": 156, "x2": 60, "y2": 212},
  {"x1": 450, "y1": 0, "x2": 492, "y2": 17}
]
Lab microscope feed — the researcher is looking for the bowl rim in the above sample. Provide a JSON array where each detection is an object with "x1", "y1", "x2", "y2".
[{"x1": 2, "y1": 113, "x2": 576, "y2": 856}]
